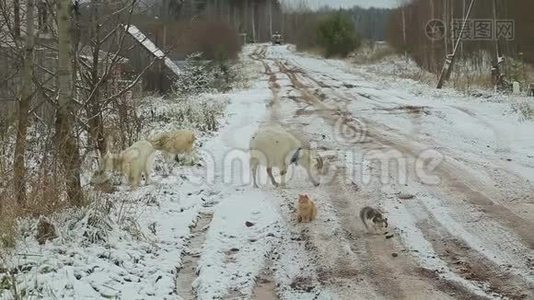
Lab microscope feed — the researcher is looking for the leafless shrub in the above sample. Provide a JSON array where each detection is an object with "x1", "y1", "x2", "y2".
[
  {"x1": 107, "y1": 96, "x2": 145, "y2": 150},
  {"x1": 174, "y1": 52, "x2": 241, "y2": 98},
  {"x1": 0, "y1": 125, "x2": 70, "y2": 250},
  {"x1": 173, "y1": 53, "x2": 216, "y2": 96},
  {"x1": 511, "y1": 100, "x2": 534, "y2": 121},
  {"x1": 448, "y1": 52, "x2": 495, "y2": 92},
  {"x1": 143, "y1": 95, "x2": 226, "y2": 134},
  {"x1": 0, "y1": 264, "x2": 21, "y2": 300},
  {"x1": 68, "y1": 196, "x2": 114, "y2": 245}
]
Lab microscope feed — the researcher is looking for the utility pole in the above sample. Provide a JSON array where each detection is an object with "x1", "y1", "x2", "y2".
[
  {"x1": 163, "y1": 24, "x2": 167, "y2": 50},
  {"x1": 492, "y1": 0, "x2": 503, "y2": 90},
  {"x1": 492, "y1": 0, "x2": 500, "y2": 57},
  {"x1": 269, "y1": 0, "x2": 273, "y2": 37},
  {"x1": 402, "y1": 5, "x2": 407, "y2": 59},
  {"x1": 450, "y1": 0, "x2": 455, "y2": 52},
  {"x1": 443, "y1": 0, "x2": 448, "y2": 57},
  {"x1": 437, "y1": 0, "x2": 476, "y2": 89},
  {"x1": 430, "y1": 0, "x2": 435, "y2": 71},
  {"x1": 281, "y1": 7, "x2": 285, "y2": 35},
  {"x1": 251, "y1": 3, "x2": 256, "y2": 43},
  {"x1": 461, "y1": 0, "x2": 466, "y2": 56}
]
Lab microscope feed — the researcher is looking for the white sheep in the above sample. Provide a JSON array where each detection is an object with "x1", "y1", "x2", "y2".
[
  {"x1": 148, "y1": 129, "x2": 196, "y2": 170},
  {"x1": 249, "y1": 125, "x2": 323, "y2": 187},
  {"x1": 91, "y1": 140, "x2": 156, "y2": 189}
]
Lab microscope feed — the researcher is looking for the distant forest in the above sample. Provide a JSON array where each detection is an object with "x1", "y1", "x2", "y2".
[
  {"x1": 137, "y1": 0, "x2": 393, "y2": 57},
  {"x1": 387, "y1": 0, "x2": 534, "y2": 72},
  {"x1": 347, "y1": 6, "x2": 392, "y2": 41}
]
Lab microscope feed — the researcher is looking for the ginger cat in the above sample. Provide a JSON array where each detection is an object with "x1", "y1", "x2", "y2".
[{"x1": 297, "y1": 194, "x2": 317, "y2": 223}]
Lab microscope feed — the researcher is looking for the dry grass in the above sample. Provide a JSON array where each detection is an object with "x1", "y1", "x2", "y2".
[
  {"x1": 353, "y1": 48, "x2": 534, "y2": 94},
  {"x1": 0, "y1": 199, "x2": 17, "y2": 249},
  {"x1": 301, "y1": 47, "x2": 326, "y2": 57},
  {"x1": 450, "y1": 72, "x2": 494, "y2": 92},
  {"x1": 349, "y1": 43, "x2": 396, "y2": 64},
  {"x1": 0, "y1": 172, "x2": 70, "y2": 250},
  {"x1": 0, "y1": 132, "x2": 84, "y2": 251},
  {"x1": 512, "y1": 100, "x2": 534, "y2": 121}
]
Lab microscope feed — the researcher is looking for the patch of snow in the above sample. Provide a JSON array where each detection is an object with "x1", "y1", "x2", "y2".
[
  {"x1": 384, "y1": 200, "x2": 499, "y2": 299},
  {"x1": 194, "y1": 190, "x2": 279, "y2": 299}
]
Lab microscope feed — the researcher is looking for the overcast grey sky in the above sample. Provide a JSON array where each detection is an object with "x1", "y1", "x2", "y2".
[{"x1": 283, "y1": 0, "x2": 401, "y2": 10}]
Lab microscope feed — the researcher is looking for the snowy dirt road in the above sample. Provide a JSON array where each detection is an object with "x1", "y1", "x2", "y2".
[
  {"x1": 5, "y1": 44, "x2": 534, "y2": 300},
  {"x1": 182, "y1": 44, "x2": 534, "y2": 300}
]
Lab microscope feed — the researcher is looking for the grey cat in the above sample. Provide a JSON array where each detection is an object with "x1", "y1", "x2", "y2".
[{"x1": 360, "y1": 206, "x2": 388, "y2": 233}]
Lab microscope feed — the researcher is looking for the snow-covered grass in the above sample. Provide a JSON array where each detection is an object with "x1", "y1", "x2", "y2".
[
  {"x1": 511, "y1": 99, "x2": 534, "y2": 121},
  {"x1": 141, "y1": 95, "x2": 228, "y2": 137},
  {"x1": 350, "y1": 46, "x2": 531, "y2": 96},
  {"x1": 0, "y1": 51, "x2": 258, "y2": 299},
  {"x1": 349, "y1": 42, "x2": 397, "y2": 64},
  {"x1": 0, "y1": 179, "x2": 206, "y2": 299},
  {"x1": 0, "y1": 95, "x2": 227, "y2": 298},
  {"x1": 0, "y1": 45, "x2": 275, "y2": 299}
]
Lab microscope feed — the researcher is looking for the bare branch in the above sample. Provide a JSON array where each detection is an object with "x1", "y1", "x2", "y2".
[{"x1": 86, "y1": 56, "x2": 157, "y2": 122}]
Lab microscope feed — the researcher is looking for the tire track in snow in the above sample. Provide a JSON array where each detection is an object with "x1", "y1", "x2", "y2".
[
  {"x1": 193, "y1": 190, "x2": 280, "y2": 300},
  {"x1": 249, "y1": 45, "x2": 373, "y2": 299},
  {"x1": 252, "y1": 45, "x2": 534, "y2": 298},
  {"x1": 268, "y1": 49, "x2": 508, "y2": 299},
  {"x1": 283, "y1": 48, "x2": 534, "y2": 253},
  {"x1": 269, "y1": 54, "x2": 444, "y2": 299},
  {"x1": 317, "y1": 85, "x2": 534, "y2": 297},
  {"x1": 177, "y1": 49, "x2": 313, "y2": 299},
  {"x1": 352, "y1": 118, "x2": 534, "y2": 298},
  {"x1": 319, "y1": 82, "x2": 529, "y2": 298},
  {"x1": 176, "y1": 212, "x2": 214, "y2": 300},
  {"x1": 330, "y1": 53, "x2": 533, "y2": 297},
  {"x1": 266, "y1": 185, "x2": 376, "y2": 300}
]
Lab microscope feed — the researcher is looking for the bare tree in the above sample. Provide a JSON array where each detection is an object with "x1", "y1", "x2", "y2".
[
  {"x1": 76, "y1": 0, "x2": 152, "y2": 154},
  {"x1": 56, "y1": 0, "x2": 82, "y2": 206},
  {"x1": 13, "y1": 0, "x2": 35, "y2": 206},
  {"x1": 13, "y1": 0, "x2": 20, "y2": 37}
]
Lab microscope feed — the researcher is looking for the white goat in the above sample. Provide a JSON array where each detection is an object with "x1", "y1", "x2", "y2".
[
  {"x1": 249, "y1": 126, "x2": 323, "y2": 187},
  {"x1": 148, "y1": 129, "x2": 196, "y2": 170},
  {"x1": 91, "y1": 140, "x2": 156, "y2": 188}
]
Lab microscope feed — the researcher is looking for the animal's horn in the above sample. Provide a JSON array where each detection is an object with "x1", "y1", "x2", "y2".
[
  {"x1": 290, "y1": 148, "x2": 301, "y2": 165},
  {"x1": 316, "y1": 156, "x2": 324, "y2": 170},
  {"x1": 105, "y1": 137, "x2": 113, "y2": 154}
]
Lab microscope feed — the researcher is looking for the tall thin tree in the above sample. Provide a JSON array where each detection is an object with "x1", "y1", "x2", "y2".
[
  {"x1": 13, "y1": 0, "x2": 20, "y2": 37},
  {"x1": 56, "y1": 0, "x2": 83, "y2": 205},
  {"x1": 13, "y1": 0, "x2": 36, "y2": 206}
]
